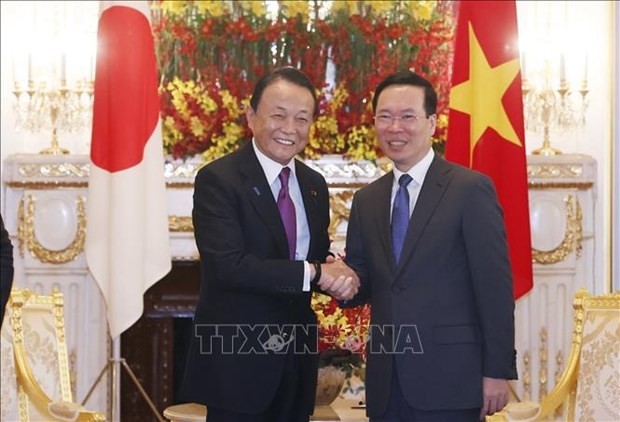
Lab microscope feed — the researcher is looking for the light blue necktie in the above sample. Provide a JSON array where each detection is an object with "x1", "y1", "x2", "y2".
[{"x1": 392, "y1": 174, "x2": 413, "y2": 264}]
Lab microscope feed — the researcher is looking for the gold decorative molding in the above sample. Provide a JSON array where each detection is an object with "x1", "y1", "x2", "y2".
[
  {"x1": 527, "y1": 181, "x2": 593, "y2": 190},
  {"x1": 554, "y1": 350, "x2": 564, "y2": 419},
  {"x1": 164, "y1": 160, "x2": 203, "y2": 179},
  {"x1": 306, "y1": 157, "x2": 390, "y2": 185},
  {"x1": 6, "y1": 181, "x2": 89, "y2": 189},
  {"x1": 522, "y1": 350, "x2": 531, "y2": 401},
  {"x1": 532, "y1": 195, "x2": 583, "y2": 265},
  {"x1": 539, "y1": 327, "x2": 548, "y2": 401},
  {"x1": 168, "y1": 216, "x2": 194, "y2": 232},
  {"x1": 17, "y1": 162, "x2": 90, "y2": 178},
  {"x1": 554, "y1": 350, "x2": 564, "y2": 386},
  {"x1": 69, "y1": 349, "x2": 78, "y2": 400},
  {"x1": 527, "y1": 163, "x2": 583, "y2": 178},
  {"x1": 328, "y1": 190, "x2": 355, "y2": 238},
  {"x1": 18, "y1": 195, "x2": 86, "y2": 264}
]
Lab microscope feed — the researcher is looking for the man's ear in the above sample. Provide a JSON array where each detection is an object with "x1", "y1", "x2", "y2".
[{"x1": 245, "y1": 106, "x2": 256, "y2": 131}]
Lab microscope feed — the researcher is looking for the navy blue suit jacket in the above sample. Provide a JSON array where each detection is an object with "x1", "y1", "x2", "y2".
[
  {"x1": 1, "y1": 215, "x2": 14, "y2": 324},
  {"x1": 180, "y1": 143, "x2": 331, "y2": 414},
  {"x1": 345, "y1": 155, "x2": 517, "y2": 415}
]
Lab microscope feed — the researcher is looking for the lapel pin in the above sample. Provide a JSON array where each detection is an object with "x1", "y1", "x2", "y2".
[{"x1": 253, "y1": 186, "x2": 261, "y2": 196}]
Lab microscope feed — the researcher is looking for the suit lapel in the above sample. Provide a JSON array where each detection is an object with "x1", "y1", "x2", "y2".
[
  {"x1": 296, "y1": 161, "x2": 321, "y2": 256},
  {"x1": 239, "y1": 144, "x2": 289, "y2": 258},
  {"x1": 374, "y1": 173, "x2": 396, "y2": 274},
  {"x1": 396, "y1": 156, "x2": 451, "y2": 275}
]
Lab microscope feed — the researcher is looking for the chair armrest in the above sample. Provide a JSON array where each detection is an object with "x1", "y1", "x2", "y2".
[{"x1": 48, "y1": 401, "x2": 106, "y2": 421}]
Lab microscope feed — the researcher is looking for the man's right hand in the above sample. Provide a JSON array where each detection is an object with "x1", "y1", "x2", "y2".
[{"x1": 317, "y1": 260, "x2": 360, "y2": 301}]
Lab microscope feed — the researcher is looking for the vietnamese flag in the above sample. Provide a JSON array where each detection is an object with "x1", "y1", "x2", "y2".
[
  {"x1": 446, "y1": 0, "x2": 533, "y2": 299},
  {"x1": 86, "y1": 1, "x2": 171, "y2": 339}
]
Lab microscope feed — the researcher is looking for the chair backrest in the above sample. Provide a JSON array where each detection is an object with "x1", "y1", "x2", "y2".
[
  {"x1": 1, "y1": 288, "x2": 104, "y2": 421},
  {"x1": 538, "y1": 288, "x2": 620, "y2": 421},
  {"x1": 571, "y1": 290, "x2": 620, "y2": 421}
]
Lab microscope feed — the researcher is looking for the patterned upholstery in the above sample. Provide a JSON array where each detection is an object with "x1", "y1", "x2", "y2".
[
  {"x1": 569, "y1": 290, "x2": 619, "y2": 421},
  {"x1": 0, "y1": 288, "x2": 105, "y2": 421},
  {"x1": 486, "y1": 288, "x2": 620, "y2": 422}
]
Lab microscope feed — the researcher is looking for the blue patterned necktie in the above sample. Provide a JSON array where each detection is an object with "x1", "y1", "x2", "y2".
[
  {"x1": 277, "y1": 167, "x2": 296, "y2": 260},
  {"x1": 392, "y1": 174, "x2": 413, "y2": 264}
]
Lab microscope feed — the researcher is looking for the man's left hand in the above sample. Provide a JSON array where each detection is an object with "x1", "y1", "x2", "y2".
[{"x1": 480, "y1": 377, "x2": 509, "y2": 420}]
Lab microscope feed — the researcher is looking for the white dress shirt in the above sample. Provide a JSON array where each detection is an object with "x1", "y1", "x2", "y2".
[
  {"x1": 252, "y1": 140, "x2": 312, "y2": 291},
  {"x1": 390, "y1": 147, "x2": 435, "y2": 218}
]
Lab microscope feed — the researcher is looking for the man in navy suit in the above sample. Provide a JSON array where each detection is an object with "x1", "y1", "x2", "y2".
[
  {"x1": 181, "y1": 67, "x2": 359, "y2": 422},
  {"x1": 1, "y1": 214, "x2": 14, "y2": 323},
  {"x1": 344, "y1": 70, "x2": 517, "y2": 421}
]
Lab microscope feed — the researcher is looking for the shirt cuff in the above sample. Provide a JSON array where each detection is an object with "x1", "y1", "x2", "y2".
[{"x1": 302, "y1": 261, "x2": 311, "y2": 292}]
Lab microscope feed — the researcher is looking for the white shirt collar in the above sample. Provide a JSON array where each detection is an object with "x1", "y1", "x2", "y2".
[
  {"x1": 392, "y1": 147, "x2": 434, "y2": 187},
  {"x1": 252, "y1": 139, "x2": 296, "y2": 185}
]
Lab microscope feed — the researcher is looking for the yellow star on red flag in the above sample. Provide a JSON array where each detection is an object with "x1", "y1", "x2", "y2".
[{"x1": 449, "y1": 22, "x2": 522, "y2": 162}]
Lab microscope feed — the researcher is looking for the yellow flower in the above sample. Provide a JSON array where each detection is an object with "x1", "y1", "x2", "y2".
[
  {"x1": 367, "y1": 1, "x2": 393, "y2": 16},
  {"x1": 239, "y1": 0, "x2": 266, "y2": 17},
  {"x1": 199, "y1": 94, "x2": 218, "y2": 115},
  {"x1": 170, "y1": 92, "x2": 190, "y2": 120},
  {"x1": 189, "y1": 117, "x2": 206, "y2": 137},
  {"x1": 406, "y1": 0, "x2": 435, "y2": 21},
  {"x1": 162, "y1": 116, "x2": 183, "y2": 146},
  {"x1": 195, "y1": 0, "x2": 228, "y2": 17},
  {"x1": 436, "y1": 113, "x2": 448, "y2": 129},
  {"x1": 347, "y1": 125, "x2": 377, "y2": 160},
  {"x1": 281, "y1": 1, "x2": 309, "y2": 21},
  {"x1": 220, "y1": 90, "x2": 243, "y2": 118},
  {"x1": 331, "y1": 1, "x2": 359, "y2": 15},
  {"x1": 157, "y1": 1, "x2": 188, "y2": 16},
  {"x1": 222, "y1": 122, "x2": 244, "y2": 139}
]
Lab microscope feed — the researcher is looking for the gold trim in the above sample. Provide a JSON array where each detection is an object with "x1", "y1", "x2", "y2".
[
  {"x1": 9, "y1": 288, "x2": 106, "y2": 421},
  {"x1": 5, "y1": 181, "x2": 198, "y2": 189},
  {"x1": 6, "y1": 181, "x2": 89, "y2": 189},
  {"x1": 539, "y1": 327, "x2": 548, "y2": 401},
  {"x1": 527, "y1": 182, "x2": 593, "y2": 190},
  {"x1": 328, "y1": 190, "x2": 355, "y2": 237},
  {"x1": 531, "y1": 195, "x2": 583, "y2": 265},
  {"x1": 538, "y1": 289, "x2": 620, "y2": 420},
  {"x1": 554, "y1": 350, "x2": 564, "y2": 419},
  {"x1": 18, "y1": 194, "x2": 87, "y2": 264},
  {"x1": 166, "y1": 182, "x2": 196, "y2": 189},
  {"x1": 17, "y1": 162, "x2": 90, "y2": 178},
  {"x1": 522, "y1": 351, "x2": 531, "y2": 401},
  {"x1": 169, "y1": 216, "x2": 194, "y2": 232},
  {"x1": 327, "y1": 182, "x2": 368, "y2": 189},
  {"x1": 527, "y1": 164, "x2": 584, "y2": 178}
]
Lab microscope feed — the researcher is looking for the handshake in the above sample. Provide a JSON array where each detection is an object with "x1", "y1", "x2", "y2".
[{"x1": 314, "y1": 257, "x2": 359, "y2": 301}]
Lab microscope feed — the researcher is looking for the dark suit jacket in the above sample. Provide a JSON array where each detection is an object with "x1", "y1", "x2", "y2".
[
  {"x1": 181, "y1": 143, "x2": 331, "y2": 414},
  {"x1": 345, "y1": 155, "x2": 517, "y2": 415},
  {"x1": 1, "y1": 215, "x2": 14, "y2": 323}
]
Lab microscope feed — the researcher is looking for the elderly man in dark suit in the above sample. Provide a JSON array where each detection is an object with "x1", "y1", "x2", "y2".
[
  {"x1": 1, "y1": 214, "x2": 14, "y2": 323},
  {"x1": 181, "y1": 67, "x2": 359, "y2": 422},
  {"x1": 344, "y1": 70, "x2": 517, "y2": 422}
]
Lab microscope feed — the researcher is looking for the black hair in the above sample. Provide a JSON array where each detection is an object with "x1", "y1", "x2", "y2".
[
  {"x1": 372, "y1": 70, "x2": 437, "y2": 116},
  {"x1": 249, "y1": 67, "x2": 318, "y2": 116}
]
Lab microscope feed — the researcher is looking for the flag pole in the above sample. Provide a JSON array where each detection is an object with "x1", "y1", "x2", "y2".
[
  {"x1": 81, "y1": 333, "x2": 165, "y2": 421},
  {"x1": 111, "y1": 337, "x2": 120, "y2": 421}
]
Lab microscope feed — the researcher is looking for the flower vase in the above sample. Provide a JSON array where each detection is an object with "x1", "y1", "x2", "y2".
[{"x1": 315, "y1": 365, "x2": 346, "y2": 406}]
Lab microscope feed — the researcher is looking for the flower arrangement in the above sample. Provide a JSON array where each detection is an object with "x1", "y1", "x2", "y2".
[
  {"x1": 151, "y1": 0, "x2": 455, "y2": 161},
  {"x1": 311, "y1": 292, "x2": 370, "y2": 374}
]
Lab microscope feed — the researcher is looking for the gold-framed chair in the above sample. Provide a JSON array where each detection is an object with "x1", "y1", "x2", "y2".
[
  {"x1": 487, "y1": 288, "x2": 620, "y2": 422},
  {"x1": 0, "y1": 288, "x2": 105, "y2": 421}
]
